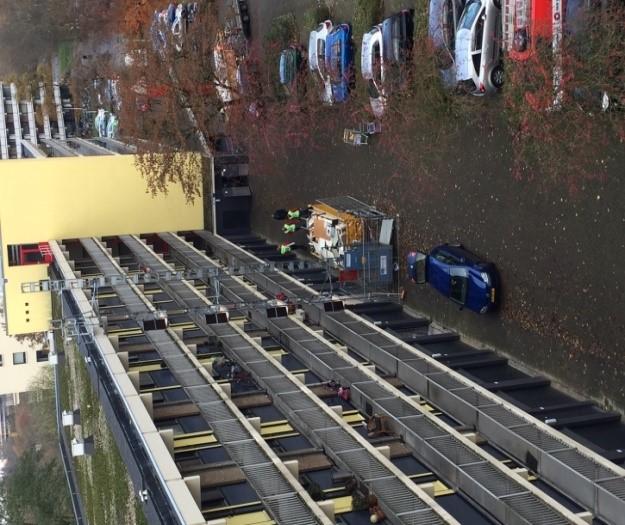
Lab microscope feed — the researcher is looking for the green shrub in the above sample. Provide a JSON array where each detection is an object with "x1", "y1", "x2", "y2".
[
  {"x1": 303, "y1": 5, "x2": 332, "y2": 33},
  {"x1": 352, "y1": 0, "x2": 382, "y2": 42},
  {"x1": 264, "y1": 13, "x2": 299, "y2": 50}
]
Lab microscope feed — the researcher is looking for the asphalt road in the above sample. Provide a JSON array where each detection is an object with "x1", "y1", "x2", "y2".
[{"x1": 242, "y1": 0, "x2": 625, "y2": 414}]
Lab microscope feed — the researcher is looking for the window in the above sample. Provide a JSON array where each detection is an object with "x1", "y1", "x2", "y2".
[
  {"x1": 13, "y1": 352, "x2": 26, "y2": 365},
  {"x1": 330, "y1": 40, "x2": 342, "y2": 80},
  {"x1": 450, "y1": 276, "x2": 468, "y2": 304},
  {"x1": 459, "y1": 0, "x2": 482, "y2": 30},
  {"x1": 36, "y1": 350, "x2": 49, "y2": 363},
  {"x1": 472, "y1": 51, "x2": 482, "y2": 74},
  {"x1": 0, "y1": 355, "x2": 3, "y2": 367},
  {"x1": 434, "y1": 251, "x2": 456, "y2": 265},
  {"x1": 473, "y1": 13, "x2": 485, "y2": 51}
]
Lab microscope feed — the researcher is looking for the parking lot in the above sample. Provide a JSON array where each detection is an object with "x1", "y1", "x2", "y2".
[{"x1": 241, "y1": 0, "x2": 625, "y2": 412}]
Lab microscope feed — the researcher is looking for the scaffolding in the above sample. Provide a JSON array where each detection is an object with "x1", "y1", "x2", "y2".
[{"x1": 306, "y1": 196, "x2": 398, "y2": 296}]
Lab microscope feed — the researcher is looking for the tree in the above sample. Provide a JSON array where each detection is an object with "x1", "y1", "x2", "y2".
[
  {"x1": 502, "y1": 0, "x2": 625, "y2": 192},
  {"x1": 0, "y1": 450, "x2": 71, "y2": 525},
  {"x1": 115, "y1": 1, "x2": 223, "y2": 200},
  {"x1": 0, "y1": 368, "x2": 72, "y2": 525}
]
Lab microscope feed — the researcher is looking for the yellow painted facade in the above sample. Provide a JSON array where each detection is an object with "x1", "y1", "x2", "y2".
[{"x1": 1, "y1": 154, "x2": 204, "y2": 336}]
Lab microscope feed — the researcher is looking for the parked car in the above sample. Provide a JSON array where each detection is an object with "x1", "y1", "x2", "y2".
[
  {"x1": 428, "y1": 0, "x2": 466, "y2": 87},
  {"x1": 308, "y1": 20, "x2": 334, "y2": 103},
  {"x1": 407, "y1": 244, "x2": 499, "y2": 314},
  {"x1": 506, "y1": 0, "x2": 552, "y2": 61},
  {"x1": 506, "y1": 0, "x2": 615, "y2": 111},
  {"x1": 279, "y1": 46, "x2": 304, "y2": 89},
  {"x1": 325, "y1": 23, "x2": 354, "y2": 103},
  {"x1": 362, "y1": 10, "x2": 414, "y2": 116},
  {"x1": 455, "y1": 0, "x2": 503, "y2": 94},
  {"x1": 381, "y1": 9, "x2": 414, "y2": 67},
  {"x1": 213, "y1": 38, "x2": 242, "y2": 104},
  {"x1": 362, "y1": 24, "x2": 386, "y2": 116}
]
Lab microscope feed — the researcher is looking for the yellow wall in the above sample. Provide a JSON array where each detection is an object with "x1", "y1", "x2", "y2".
[
  {"x1": 3, "y1": 265, "x2": 51, "y2": 336},
  {"x1": 1, "y1": 154, "x2": 204, "y2": 335}
]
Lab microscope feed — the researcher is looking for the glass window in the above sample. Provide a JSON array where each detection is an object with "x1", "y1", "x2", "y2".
[
  {"x1": 330, "y1": 40, "x2": 342, "y2": 80},
  {"x1": 434, "y1": 251, "x2": 457, "y2": 265},
  {"x1": 473, "y1": 14, "x2": 484, "y2": 50},
  {"x1": 0, "y1": 355, "x2": 3, "y2": 366},
  {"x1": 36, "y1": 350, "x2": 49, "y2": 363},
  {"x1": 317, "y1": 41, "x2": 328, "y2": 77},
  {"x1": 450, "y1": 276, "x2": 468, "y2": 304},
  {"x1": 459, "y1": 0, "x2": 482, "y2": 30},
  {"x1": 472, "y1": 51, "x2": 482, "y2": 73},
  {"x1": 13, "y1": 352, "x2": 26, "y2": 365}
]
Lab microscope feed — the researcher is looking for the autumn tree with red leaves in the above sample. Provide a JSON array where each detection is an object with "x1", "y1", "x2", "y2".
[{"x1": 502, "y1": 1, "x2": 625, "y2": 192}]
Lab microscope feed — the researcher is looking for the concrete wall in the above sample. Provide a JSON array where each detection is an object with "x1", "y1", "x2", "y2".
[{"x1": 1, "y1": 154, "x2": 204, "y2": 335}]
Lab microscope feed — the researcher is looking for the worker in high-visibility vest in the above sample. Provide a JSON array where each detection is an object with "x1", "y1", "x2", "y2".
[
  {"x1": 278, "y1": 242, "x2": 295, "y2": 255},
  {"x1": 282, "y1": 223, "x2": 306, "y2": 234},
  {"x1": 287, "y1": 206, "x2": 313, "y2": 220},
  {"x1": 273, "y1": 206, "x2": 313, "y2": 221}
]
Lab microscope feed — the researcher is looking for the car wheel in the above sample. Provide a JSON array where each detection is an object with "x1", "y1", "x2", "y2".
[{"x1": 490, "y1": 65, "x2": 504, "y2": 89}]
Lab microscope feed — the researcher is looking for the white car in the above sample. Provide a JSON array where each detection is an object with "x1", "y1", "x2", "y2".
[
  {"x1": 308, "y1": 20, "x2": 334, "y2": 103},
  {"x1": 361, "y1": 25, "x2": 386, "y2": 117},
  {"x1": 454, "y1": 0, "x2": 503, "y2": 95}
]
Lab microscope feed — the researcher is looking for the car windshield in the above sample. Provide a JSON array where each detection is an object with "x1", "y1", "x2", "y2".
[
  {"x1": 392, "y1": 17, "x2": 401, "y2": 58},
  {"x1": 329, "y1": 40, "x2": 342, "y2": 81},
  {"x1": 459, "y1": 0, "x2": 482, "y2": 30},
  {"x1": 450, "y1": 275, "x2": 468, "y2": 304},
  {"x1": 372, "y1": 42, "x2": 382, "y2": 82},
  {"x1": 317, "y1": 40, "x2": 327, "y2": 75}
]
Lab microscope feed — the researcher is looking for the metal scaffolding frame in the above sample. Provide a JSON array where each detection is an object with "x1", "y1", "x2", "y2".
[
  {"x1": 198, "y1": 231, "x2": 625, "y2": 525},
  {"x1": 163, "y1": 232, "x2": 588, "y2": 525},
  {"x1": 78, "y1": 237, "x2": 331, "y2": 525},
  {"x1": 120, "y1": 233, "x2": 458, "y2": 525}
]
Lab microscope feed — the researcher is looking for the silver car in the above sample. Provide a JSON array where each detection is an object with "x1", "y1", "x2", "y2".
[
  {"x1": 308, "y1": 20, "x2": 334, "y2": 104},
  {"x1": 454, "y1": 0, "x2": 503, "y2": 95},
  {"x1": 428, "y1": 0, "x2": 465, "y2": 87}
]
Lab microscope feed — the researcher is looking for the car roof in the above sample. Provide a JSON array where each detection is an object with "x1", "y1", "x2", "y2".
[{"x1": 361, "y1": 26, "x2": 383, "y2": 78}]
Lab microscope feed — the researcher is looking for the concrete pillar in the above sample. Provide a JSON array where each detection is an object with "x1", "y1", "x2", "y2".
[
  {"x1": 108, "y1": 335, "x2": 119, "y2": 352},
  {"x1": 159, "y1": 428, "x2": 175, "y2": 457},
  {"x1": 318, "y1": 500, "x2": 335, "y2": 522},
  {"x1": 117, "y1": 351, "x2": 129, "y2": 371},
  {"x1": 463, "y1": 432, "x2": 486, "y2": 445},
  {"x1": 419, "y1": 482, "x2": 435, "y2": 497},
  {"x1": 203, "y1": 361, "x2": 214, "y2": 375},
  {"x1": 577, "y1": 512, "x2": 593, "y2": 524},
  {"x1": 329, "y1": 405, "x2": 343, "y2": 417},
  {"x1": 128, "y1": 371, "x2": 140, "y2": 393},
  {"x1": 293, "y1": 373, "x2": 305, "y2": 383},
  {"x1": 512, "y1": 467, "x2": 529, "y2": 480},
  {"x1": 187, "y1": 343, "x2": 197, "y2": 354},
  {"x1": 283, "y1": 459, "x2": 299, "y2": 479},
  {"x1": 183, "y1": 475, "x2": 202, "y2": 508},
  {"x1": 376, "y1": 445, "x2": 390, "y2": 459},
  {"x1": 140, "y1": 393, "x2": 153, "y2": 419},
  {"x1": 248, "y1": 417, "x2": 261, "y2": 433},
  {"x1": 221, "y1": 382, "x2": 231, "y2": 399}
]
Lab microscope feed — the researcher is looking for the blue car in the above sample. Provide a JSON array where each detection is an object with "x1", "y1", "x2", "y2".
[
  {"x1": 325, "y1": 24, "x2": 353, "y2": 102},
  {"x1": 407, "y1": 244, "x2": 499, "y2": 314}
]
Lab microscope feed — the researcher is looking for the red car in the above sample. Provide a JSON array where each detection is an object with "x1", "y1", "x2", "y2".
[
  {"x1": 504, "y1": 0, "x2": 568, "y2": 109},
  {"x1": 506, "y1": 0, "x2": 555, "y2": 61}
]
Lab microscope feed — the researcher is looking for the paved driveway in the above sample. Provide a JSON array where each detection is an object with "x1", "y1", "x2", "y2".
[{"x1": 241, "y1": 0, "x2": 625, "y2": 412}]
